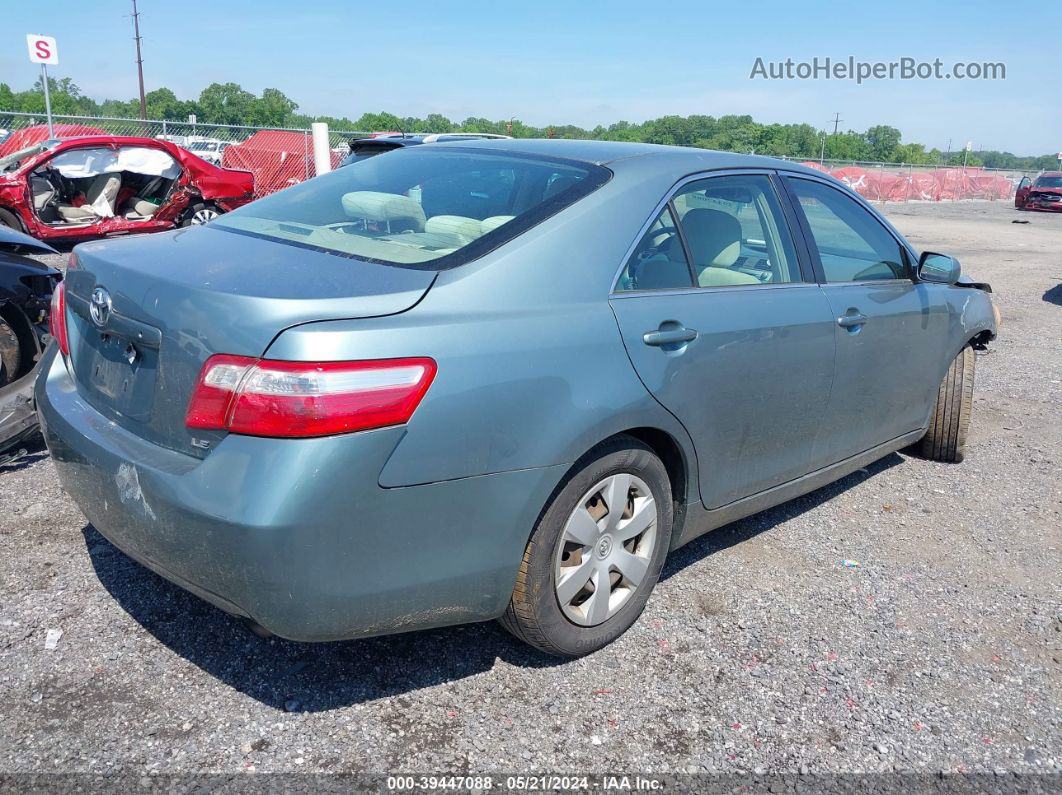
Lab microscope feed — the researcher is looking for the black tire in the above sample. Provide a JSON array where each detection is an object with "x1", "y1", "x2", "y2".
[
  {"x1": 500, "y1": 435, "x2": 673, "y2": 657},
  {"x1": 180, "y1": 202, "x2": 222, "y2": 227},
  {"x1": 920, "y1": 346, "x2": 975, "y2": 463},
  {"x1": 0, "y1": 207, "x2": 23, "y2": 231},
  {"x1": 0, "y1": 319, "x2": 21, "y2": 387}
]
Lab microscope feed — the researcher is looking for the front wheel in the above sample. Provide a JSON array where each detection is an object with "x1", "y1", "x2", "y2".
[
  {"x1": 181, "y1": 202, "x2": 221, "y2": 227},
  {"x1": 500, "y1": 436, "x2": 673, "y2": 656},
  {"x1": 920, "y1": 346, "x2": 976, "y2": 463},
  {"x1": 0, "y1": 208, "x2": 23, "y2": 231}
]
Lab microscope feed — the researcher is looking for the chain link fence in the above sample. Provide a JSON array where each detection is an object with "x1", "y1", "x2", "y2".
[
  {"x1": 0, "y1": 111, "x2": 368, "y2": 198},
  {"x1": 1, "y1": 111, "x2": 1041, "y2": 203}
]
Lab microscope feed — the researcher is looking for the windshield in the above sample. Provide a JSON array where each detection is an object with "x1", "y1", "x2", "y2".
[
  {"x1": 213, "y1": 147, "x2": 610, "y2": 269},
  {"x1": 1034, "y1": 176, "x2": 1062, "y2": 188},
  {"x1": 189, "y1": 141, "x2": 219, "y2": 151},
  {"x1": 0, "y1": 144, "x2": 47, "y2": 174}
]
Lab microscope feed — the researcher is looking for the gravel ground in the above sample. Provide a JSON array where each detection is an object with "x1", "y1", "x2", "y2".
[{"x1": 0, "y1": 200, "x2": 1059, "y2": 779}]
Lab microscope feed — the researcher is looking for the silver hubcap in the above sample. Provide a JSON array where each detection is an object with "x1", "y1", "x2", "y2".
[
  {"x1": 191, "y1": 208, "x2": 219, "y2": 225},
  {"x1": 553, "y1": 473, "x2": 658, "y2": 626}
]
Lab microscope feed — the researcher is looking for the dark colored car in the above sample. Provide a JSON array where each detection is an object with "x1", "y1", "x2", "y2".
[
  {"x1": 37, "y1": 140, "x2": 997, "y2": 656},
  {"x1": 0, "y1": 136, "x2": 255, "y2": 241},
  {"x1": 1015, "y1": 172, "x2": 1062, "y2": 211},
  {"x1": 0, "y1": 225, "x2": 60, "y2": 464},
  {"x1": 339, "y1": 133, "x2": 511, "y2": 167}
]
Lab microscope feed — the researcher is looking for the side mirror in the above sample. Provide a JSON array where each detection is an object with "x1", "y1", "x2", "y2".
[{"x1": 918, "y1": 252, "x2": 961, "y2": 285}]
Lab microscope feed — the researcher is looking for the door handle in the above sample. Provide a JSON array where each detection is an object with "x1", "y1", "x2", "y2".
[
  {"x1": 643, "y1": 326, "x2": 698, "y2": 347},
  {"x1": 837, "y1": 312, "x2": 868, "y2": 328}
]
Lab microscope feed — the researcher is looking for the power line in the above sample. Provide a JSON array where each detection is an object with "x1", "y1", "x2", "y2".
[{"x1": 131, "y1": 0, "x2": 147, "y2": 120}]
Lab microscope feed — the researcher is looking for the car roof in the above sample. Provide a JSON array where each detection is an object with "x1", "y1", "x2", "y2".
[
  {"x1": 46, "y1": 134, "x2": 173, "y2": 148},
  {"x1": 1036, "y1": 171, "x2": 1062, "y2": 178},
  {"x1": 25, "y1": 135, "x2": 228, "y2": 176},
  {"x1": 427, "y1": 137, "x2": 822, "y2": 177},
  {"x1": 350, "y1": 133, "x2": 511, "y2": 147}
]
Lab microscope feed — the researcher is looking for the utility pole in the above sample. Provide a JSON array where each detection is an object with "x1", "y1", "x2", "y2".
[
  {"x1": 131, "y1": 0, "x2": 147, "y2": 120},
  {"x1": 831, "y1": 112, "x2": 842, "y2": 135}
]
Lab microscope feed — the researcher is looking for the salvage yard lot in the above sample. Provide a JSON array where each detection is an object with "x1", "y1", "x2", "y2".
[{"x1": 0, "y1": 201, "x2": 1059, "y2": 775}]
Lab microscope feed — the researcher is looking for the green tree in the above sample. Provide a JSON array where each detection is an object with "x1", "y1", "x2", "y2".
[
  {"x1": 864, "y1": 125, "x2": 902, "y2": 162},
  {"x1": 354, "y1": 111, "x2": 405, "y2": 132},
  {"x1": 198, "y1": 82, "x2": 257, "y2": 125},
  {"x1": 250, "y1": 88, "x2": 297, "y2": 127},
  {"x1": 144, "y1": 87, "x2": 198, "y2": 121},
  {"x1": 423, "y1": 113, "x2": 455, "y2": 133}
]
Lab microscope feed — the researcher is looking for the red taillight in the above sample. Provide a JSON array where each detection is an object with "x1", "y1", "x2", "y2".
[
  {"x1": 185, "y1": 355, "x2": 437, "y2": 438},
  {"x1": 49, "y1": 280, "x2": 69, "y2": 357}
]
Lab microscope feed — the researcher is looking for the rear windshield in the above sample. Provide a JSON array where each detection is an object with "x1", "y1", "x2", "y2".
[{"x1": 212, "y1": 147, "x2": 611, "y2": 269}]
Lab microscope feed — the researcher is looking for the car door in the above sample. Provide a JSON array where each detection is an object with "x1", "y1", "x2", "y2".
[
  {"x1": 1015, "y1": 176, "x2": 1031, "y2": 209},
  {"x1": 781, "y1": 175, "x2": 951, "y2": 462},
  {"x1": 610, "y1": 172, "x2": 837, "y2": 509}
]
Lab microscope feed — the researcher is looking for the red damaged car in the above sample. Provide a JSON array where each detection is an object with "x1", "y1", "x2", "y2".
[
  {"x1": 0, "y1": 136, "x2": 254, "y2": 241},
  {"x1": 1015, "y1": 172, "x2": 1062, "y2": 212}
]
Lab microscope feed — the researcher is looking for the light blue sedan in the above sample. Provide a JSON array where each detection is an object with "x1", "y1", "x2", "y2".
[{"x1": 36, "y1": 140, "x2": 997, "y2": 656}]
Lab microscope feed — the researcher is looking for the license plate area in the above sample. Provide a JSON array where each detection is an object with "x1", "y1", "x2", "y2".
[{"x1": 77, "y1": 332, "x2": 158, "y2": 422}]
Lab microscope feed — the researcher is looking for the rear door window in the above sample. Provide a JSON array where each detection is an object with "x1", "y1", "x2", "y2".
[{"x1": 673, "y1": 174, "x2": 801, "y2": 286}]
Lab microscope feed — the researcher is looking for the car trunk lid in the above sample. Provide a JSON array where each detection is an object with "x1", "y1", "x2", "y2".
[{"x1": 63, "y1": 225, "x2": 435, "y2": 457}]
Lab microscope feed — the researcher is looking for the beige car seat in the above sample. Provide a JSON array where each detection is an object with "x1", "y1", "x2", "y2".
[
  {"x1": 670, "y1": 209, "x2": 760, "y2": 287},
  {"x1": 481, "y1": 215, "x2": 515, "y2": 235},
  {"x1": 423, "y1": 215, "x2": 482, "y2": 246},
  {"x1": 122, "y1": 177, "x2": 166, "y2": 219},
  {"x1": 57, "y1": 173, "x2": 121, "y2": 223}
]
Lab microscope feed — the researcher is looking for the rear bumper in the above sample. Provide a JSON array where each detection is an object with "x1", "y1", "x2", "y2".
[{"x1": 35, "y1": 347, "x2": 566, "y2": 641}]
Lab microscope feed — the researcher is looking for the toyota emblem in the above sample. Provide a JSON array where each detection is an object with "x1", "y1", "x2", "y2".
[{"x1": 90, "y1": 287, "x2": 112, "y2": 328}]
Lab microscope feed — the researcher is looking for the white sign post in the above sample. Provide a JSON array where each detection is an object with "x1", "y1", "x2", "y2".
[
  {"x1": 1057, "y1": 153, "x2": 1061, "y2": 171},
  {"x1": 311, "y1": 122, "x2": 331, "y2": 177},
  {"x1": 26, "y1": 34, "x2": 59, "y2": 138}
]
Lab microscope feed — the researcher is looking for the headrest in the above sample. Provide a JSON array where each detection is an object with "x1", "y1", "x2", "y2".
[
  {"x1": 341, "y1": 191, "x2": 426, "y2": 231},
  {"x1": 669, "y1": 209, "x2": 742, "y2": 267}
]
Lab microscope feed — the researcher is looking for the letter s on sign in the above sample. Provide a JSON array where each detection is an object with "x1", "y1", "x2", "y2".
[{"x1": 27, "y1": 34, "x2": 59, "y2": 65}]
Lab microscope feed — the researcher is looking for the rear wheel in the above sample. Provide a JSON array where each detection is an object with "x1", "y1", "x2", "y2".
[
  {"x1": 920, "y1": 346, "x2": 975, "y2": 463},
  {"x1": 500, "y1": 436, "x2": 673, "y2": 656},
  {"x1": 181, "y1": 202, "x2": 221, "y2": 227},
  {"x1": 0, "y1": 319, "x2": 22, "y2": 387}
]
